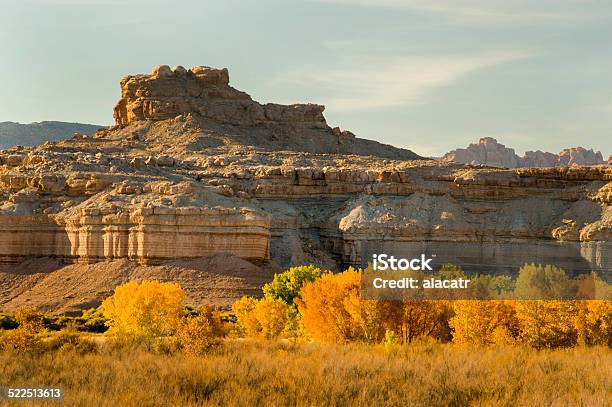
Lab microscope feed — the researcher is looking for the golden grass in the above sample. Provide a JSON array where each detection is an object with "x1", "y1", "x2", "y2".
[{"x1": 1, "y1": 340, "x2": 610, "y2": 406}]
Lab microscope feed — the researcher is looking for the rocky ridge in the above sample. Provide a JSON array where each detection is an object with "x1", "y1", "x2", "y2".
[
  {"x1": 0, "y1": 65, "x2": 610, "y2": 312},
  {"x1": 442, "y1": 137, "x2": 607, "y2": 168},
  {"x1": 0, "y1": 121, "x2": 103, "y2": 150}
]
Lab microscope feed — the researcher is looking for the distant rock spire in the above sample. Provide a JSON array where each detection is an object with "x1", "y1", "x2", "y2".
[{"x1": 442, "y1": 137, "x2": 607, "y2": 168}]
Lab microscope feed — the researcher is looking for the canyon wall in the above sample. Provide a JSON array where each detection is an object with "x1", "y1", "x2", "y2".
[
  {"x1": 0, "y1": 65, "x2": 609, "y2": 281},
  {"x1": 0, "y1": 206, "x2": 269, "y2": 264}
]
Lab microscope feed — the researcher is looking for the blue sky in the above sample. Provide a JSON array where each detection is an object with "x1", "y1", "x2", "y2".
[{"x1": 1, "y1": 0, "x2": 611, "y2": 156}]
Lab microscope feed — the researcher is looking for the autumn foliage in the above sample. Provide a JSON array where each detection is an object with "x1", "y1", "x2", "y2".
[
  {"x1": 290, "y1": 264, "x2": 611, "y2": 348},
  {"x1": 232, "y1": 296, "x2": 289, "y2": 339},
  {"x1": 0, "y1": 307, "x2": 45, "y2": 352},
  {"x1": 174, "y1": 306, "x2": 225, "y2": 356},
  {"x1": 101, "y1": 280, "x2": 185, "y2": 341},
  {"x1": 297, "y1": 268, "x2": 362, "y2": 342}
]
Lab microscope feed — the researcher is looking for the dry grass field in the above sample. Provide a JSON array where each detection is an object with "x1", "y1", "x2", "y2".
[{"x1": 1, "y1": 340, "x2": 610, "y2": 406}]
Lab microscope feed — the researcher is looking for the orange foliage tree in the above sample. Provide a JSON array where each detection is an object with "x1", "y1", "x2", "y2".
[{"x1": 297, "y1": 268, "x2": 362, "y2": 343}]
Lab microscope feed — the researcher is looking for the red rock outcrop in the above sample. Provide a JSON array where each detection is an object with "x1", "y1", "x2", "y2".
[{"x1": 443, "y1": 137, "x2": 607, "y2": 168}]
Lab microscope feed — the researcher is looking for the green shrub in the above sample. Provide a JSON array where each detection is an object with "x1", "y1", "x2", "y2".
[
  {"x1": 79, "y1": 308, "x2": 108, "y2": 333},
  {"x1": 263, "y1": 265, "x2": 330, "y2": 306},
  {"x1": 0, "y1": 314, "x2": 18, "y2": 330}
]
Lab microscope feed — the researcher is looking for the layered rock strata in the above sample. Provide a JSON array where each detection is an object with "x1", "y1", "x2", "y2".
[
  {"x1": 0, "y1": 65, "x2": 609, "y2": 281},
  {"x1": 0, "y1": 206, "x2": 269, "y2": 264}
]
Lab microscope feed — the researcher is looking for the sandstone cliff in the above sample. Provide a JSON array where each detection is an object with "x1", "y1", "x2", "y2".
[
  {"x1": 0, "y1": 65, "x2": 610, "y2": 312},
  {"x1": 442, "y1": 137, "x2": 607, "y2": 168}
]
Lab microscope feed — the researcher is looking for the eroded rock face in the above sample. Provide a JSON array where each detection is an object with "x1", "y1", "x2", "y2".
[
  {"x1": 113, "y1": 65, "x2": 327, "y2": 128},
  {"x1": 0, "y1": 65, "x2": 609, "y2": 279},
  {"x1": 443, "y1": 137, "x2": 607, "y2": 168}
]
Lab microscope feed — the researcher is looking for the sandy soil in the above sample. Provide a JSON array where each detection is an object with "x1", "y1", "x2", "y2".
[{"x1": 0, "y1": 254, "x2": 277, "y2": 314}]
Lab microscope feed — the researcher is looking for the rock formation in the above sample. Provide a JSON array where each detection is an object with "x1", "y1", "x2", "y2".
[
  {"x1": 0, "y1": 121, "x2": 103, "y2": 150},
  {"x1": 0, "y1": 65, "x2": 610, "y2": 311},
  {"x1": 113, "y1": 65, "x2": 327, "y2": 128},
  {"x1": 443, "y1": 137, "x2": 607, "y2": 168},
  {"x1": 112, "y1": 65, "x2": 420, "y2": 159}
]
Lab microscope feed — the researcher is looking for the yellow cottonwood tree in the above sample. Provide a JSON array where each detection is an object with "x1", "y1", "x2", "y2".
[
  {"x1": 400, "y1": 300, "x2": 453, "y2": 343},
  {"x1": 574, "y1": 300, "x2": 612, "y2": 347},
  {"x1": 450, "y1": 300, "x2": 518, "y2": 345},
  {"x1": 175, "y1": 306, "x2": 225, "y2": 356},
  {"x1": 515, "y1": 300, "x2": 578, "y2": 349},
  {"x1": 254, "y1": 297, "x2": 289, "y2": 339},
  {"x1": 101, "y1": 280, "x2": 185, "y2": 342},
  {"x1": 232, "y1": 296, "x2": 289, "y2": 339},
  {"x1": 232, "y1": 296, "x2": 260, "y2": 336},
  {"x1": 343, "y1": 293, "x2": 389, "y2": 344}
]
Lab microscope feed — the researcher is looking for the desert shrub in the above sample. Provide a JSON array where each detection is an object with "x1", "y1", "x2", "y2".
[
  {"x1": 0, "y1": 314, "x2": 18, "y2": 330},
  {"x1": 232, "y1": 297, "x2": 289, "y2": 339},
  {"x1": 40, "y1": 309, "x2": 109, "y2": 333},
  {"x1": 43, "y1": 315, "x2": 75, "y2": 331},
  {"x1": 175, "y1": 307, "x2": 225, "y2": 356},
  {"x1": 182, "y1": 305, "x2": 200, "y2": 318},
  {"x1": 46, "y1": 331, "x2": 97, "y2": 354},
  {"x1": 15, "y1": 307, "x2": 45, "y2": 334},
  {"x1": 3, "y1": 341, "x2": 610, "y2": 405},
  {"x1": 101, "y1": 281, "x2": 185, "y2": 346},
  {"x1": 263, "y1": 265, "x2": 330, "y2": 306},
  {"x1": 0, "y1": 308, "x2": 46, "y2": 353},
  {"x1": 0, "y1": 328, "x2": 42, "y2": 353}
]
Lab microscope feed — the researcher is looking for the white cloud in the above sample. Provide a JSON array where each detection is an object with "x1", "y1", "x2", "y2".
[{"x1": 277, "y1": 51, "x2": 533, "y2": 112}]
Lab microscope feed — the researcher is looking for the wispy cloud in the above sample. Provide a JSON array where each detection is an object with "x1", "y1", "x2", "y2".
[
  {"x1": 314, "y1": 0, "x2": 609, "y2": 24},
  {"x1": 277, "y1": 51, "x2": 534, "y2": 112},
  {"x1": 587, "y1": 102, "x2": 612, "y2": 112}
]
